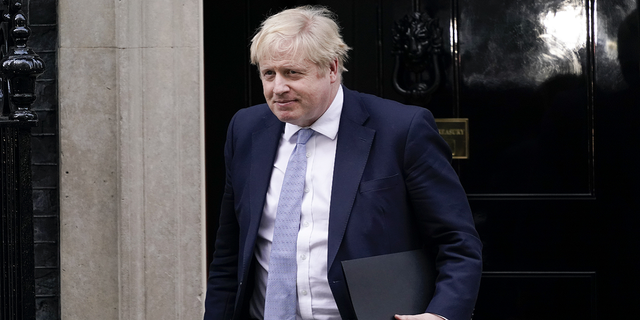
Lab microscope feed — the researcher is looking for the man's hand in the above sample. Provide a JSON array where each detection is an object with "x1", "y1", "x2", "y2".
[{"x1": 395, "y1": 313, "x2": 445, "y2": 320}]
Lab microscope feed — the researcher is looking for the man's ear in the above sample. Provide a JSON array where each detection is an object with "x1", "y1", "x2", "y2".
[{"x1": 329, "y1": 58, "x2": 339, "y2": 83}]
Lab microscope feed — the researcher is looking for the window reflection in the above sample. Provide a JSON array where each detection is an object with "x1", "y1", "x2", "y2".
[
  {"x1": 534, "y1": 1, "x2": 586, "y2": 83},
  {"x1": 540, "y1": 1, "x2": 586, "y2": 52}
]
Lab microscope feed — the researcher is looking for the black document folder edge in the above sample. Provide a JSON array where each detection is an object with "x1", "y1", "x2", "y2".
[{"x1": 341, "y1": 249, "x2": 436, "y2": 320}]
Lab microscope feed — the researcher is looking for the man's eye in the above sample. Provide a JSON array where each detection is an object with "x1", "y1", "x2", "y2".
[{"x1": 263, "y1": 71, "x2": 274, "y2": 77}]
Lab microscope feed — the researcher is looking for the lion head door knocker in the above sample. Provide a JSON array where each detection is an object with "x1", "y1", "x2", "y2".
[{"x1": 392, "y1": 12, "x2": 443, "y2": 100}]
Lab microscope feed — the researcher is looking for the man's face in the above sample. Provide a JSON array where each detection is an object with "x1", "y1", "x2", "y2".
[{"x1": 259, "y1": 54, "x2": 339, "y2": 127}]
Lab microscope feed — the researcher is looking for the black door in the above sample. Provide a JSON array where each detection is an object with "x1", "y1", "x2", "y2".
[{"x1": 205, "y1": 1, "x2": 640, "y2": 318}]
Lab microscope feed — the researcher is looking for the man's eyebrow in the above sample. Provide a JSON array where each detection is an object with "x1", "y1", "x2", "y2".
[
  {"x1": 260, "y1": 64, "x2": 308, "y2": 71},
  {"x1": 283, "y1": 64, "x2": 308, "y2": 71}
]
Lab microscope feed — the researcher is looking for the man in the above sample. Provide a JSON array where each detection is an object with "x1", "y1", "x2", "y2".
[{"x1": 205, "y1": 5, "x2": 482, "y2": 320}]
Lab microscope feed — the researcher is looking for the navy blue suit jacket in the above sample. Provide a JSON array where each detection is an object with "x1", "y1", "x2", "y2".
[{"x1": 205, "y1": 87, "x2": 482, "y2": 320}]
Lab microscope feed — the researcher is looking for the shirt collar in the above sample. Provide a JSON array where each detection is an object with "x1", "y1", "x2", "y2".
[{"x1": 283, "y1": 85, "x2": 343, "y2": 142}]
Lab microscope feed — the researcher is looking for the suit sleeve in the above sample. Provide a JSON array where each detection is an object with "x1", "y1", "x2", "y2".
[
  {"x1": 204, "y1": 114, "x2": 240, "y2": 320},
  {"x1": 403, "y1": 109, "x2": 482, "y2": 320}
]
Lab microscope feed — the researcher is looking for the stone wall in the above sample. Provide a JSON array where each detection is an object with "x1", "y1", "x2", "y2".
[{"x1": 58, "y1": 0, "x2": 205, "y2": 318}]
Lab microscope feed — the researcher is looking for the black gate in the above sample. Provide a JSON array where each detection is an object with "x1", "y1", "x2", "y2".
[{"x1": 0, "y1": 1, "x2": 45, "y2": 319}]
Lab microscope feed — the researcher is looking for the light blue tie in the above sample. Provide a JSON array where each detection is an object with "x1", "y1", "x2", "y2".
[{"x1": 264, "y1": 128, "x2": 314, "y2": 320}]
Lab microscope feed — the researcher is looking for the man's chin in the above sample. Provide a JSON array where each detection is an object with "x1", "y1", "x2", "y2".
[{"x1": 274, "y1": 112, "x2": 299, "y2": 125}]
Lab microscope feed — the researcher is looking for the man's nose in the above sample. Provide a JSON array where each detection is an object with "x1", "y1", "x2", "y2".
[{"x1": 273, "y1": 74, "x2": 290, "y2": 94}]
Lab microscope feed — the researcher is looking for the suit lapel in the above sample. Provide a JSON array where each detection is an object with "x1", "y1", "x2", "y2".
[
  {"x1": 327, "y1": 88, "x2": 375, "y2": 270},
  {"x1": 242, "y1": 114, "x2": 284, "y2": 271}
]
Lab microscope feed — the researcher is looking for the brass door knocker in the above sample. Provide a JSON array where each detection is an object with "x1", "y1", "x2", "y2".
[{"x1": 392, "y1": 12, "x2": 443, "y2": 99}]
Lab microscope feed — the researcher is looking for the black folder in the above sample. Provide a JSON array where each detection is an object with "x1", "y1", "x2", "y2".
[{"x1": 341, "y1": 249, "x2": 436, "y2": 320}]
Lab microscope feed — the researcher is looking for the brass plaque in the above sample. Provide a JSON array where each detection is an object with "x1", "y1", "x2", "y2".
[{"x1": 435, "y1": 118, "x2": 469, "y2": 159}]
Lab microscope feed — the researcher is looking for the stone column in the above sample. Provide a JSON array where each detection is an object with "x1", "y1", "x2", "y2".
[{"x1": 58, "y1": 0, "x2": 205, "y2": 318}]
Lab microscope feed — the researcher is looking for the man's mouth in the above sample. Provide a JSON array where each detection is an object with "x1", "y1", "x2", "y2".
[{"x1": 274, "y1": 99, "x2": 296, "y2": 107}]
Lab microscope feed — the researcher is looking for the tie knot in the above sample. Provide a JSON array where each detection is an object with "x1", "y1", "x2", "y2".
[{"x1": 296, "y1": 128, "x2": 313, "y2": 145}]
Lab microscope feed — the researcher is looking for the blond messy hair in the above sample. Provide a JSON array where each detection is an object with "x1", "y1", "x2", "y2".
[{"x1": 250, "y1": 5, "x2": 351, "y2": 77}]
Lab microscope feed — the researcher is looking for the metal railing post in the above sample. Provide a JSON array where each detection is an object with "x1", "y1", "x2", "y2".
[{"x1": 0, "y1": 1, "x2": 45, "y2": 319}]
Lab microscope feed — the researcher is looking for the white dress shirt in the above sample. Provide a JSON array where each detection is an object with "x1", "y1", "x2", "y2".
[{"x1": 250, "y1": 86, "x2": 344, "y2": 320}]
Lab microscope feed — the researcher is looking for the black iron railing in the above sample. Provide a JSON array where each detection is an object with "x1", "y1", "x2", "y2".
[{"x1": 0, "y1": 1, "x2": 45, "y2": 319}]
